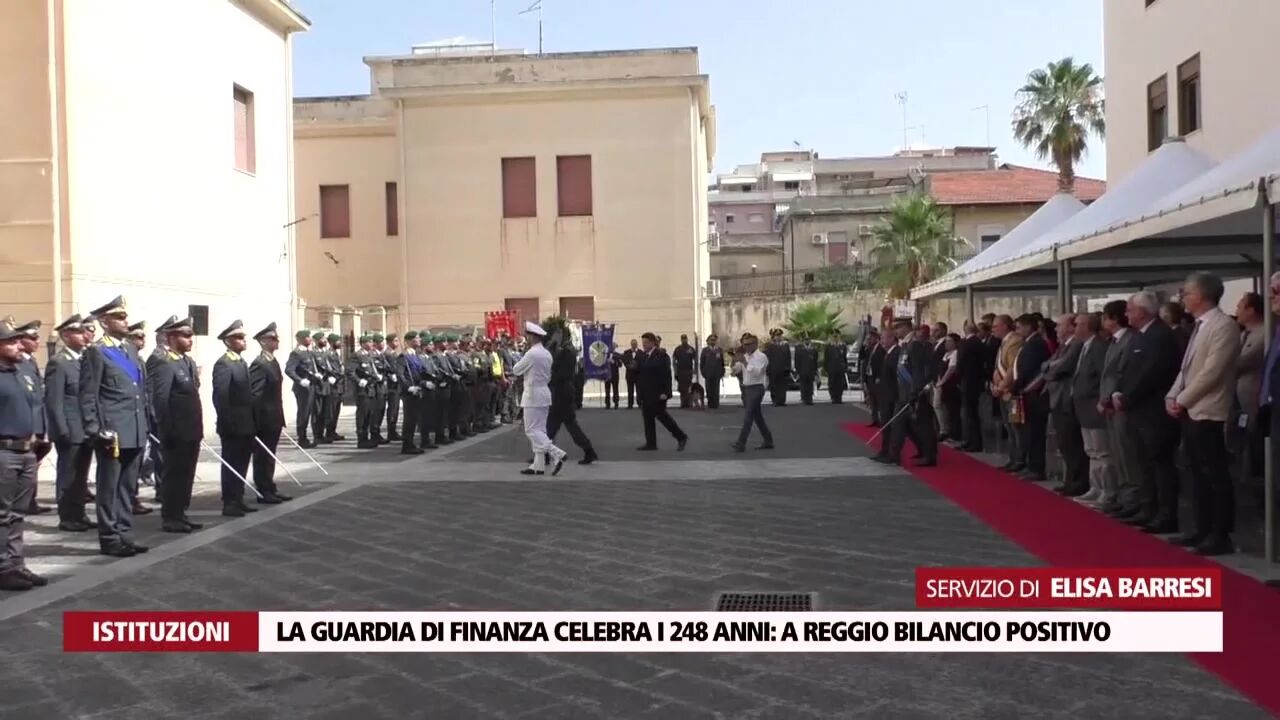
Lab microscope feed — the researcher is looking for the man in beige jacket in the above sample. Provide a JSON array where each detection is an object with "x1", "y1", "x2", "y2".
[
  {"x1": 990, "y1": 315, "x2": 1023, "y2": 471},
  {"x1": 1166, "y1": 272, "x2": 1239, "y2": 555}
]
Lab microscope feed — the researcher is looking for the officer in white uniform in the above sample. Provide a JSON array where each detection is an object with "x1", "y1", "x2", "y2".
[{"x1": 511, "y1": 322, "x2": 567, "y2": 476}]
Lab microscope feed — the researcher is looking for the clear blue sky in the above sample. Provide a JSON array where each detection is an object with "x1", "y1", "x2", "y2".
[{"x1": 291, "y1": 0, "x2": 1106, "y2": 180}]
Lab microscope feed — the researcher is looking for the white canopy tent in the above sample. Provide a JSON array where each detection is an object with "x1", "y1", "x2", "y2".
[{"x1": 911, "y1": 193, "x2": 1085, "y2": 300}]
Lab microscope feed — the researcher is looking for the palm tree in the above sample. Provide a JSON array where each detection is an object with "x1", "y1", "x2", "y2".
[
  {"x1": 783, "y1": 299, "x2": 846, "y2": 341},
  {"x1": 1012, "y1": 57, "x2": 1106, "y2": 194},
  {"x1": 868, "y1": 192, "x2": 966, "y2": 299}
]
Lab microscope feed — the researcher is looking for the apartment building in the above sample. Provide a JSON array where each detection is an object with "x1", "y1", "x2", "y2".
[
  {"x1": 294, "y1": 46, "x2": 715, "y2": 344},
  {"x1": 0, "y1": 0, "x2": 309, "y2": 432}
]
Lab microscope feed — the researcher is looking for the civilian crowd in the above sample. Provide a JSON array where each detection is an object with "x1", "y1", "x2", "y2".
[{"x1": 860, "y1": 271, "x2": 1276, "y2": 557}]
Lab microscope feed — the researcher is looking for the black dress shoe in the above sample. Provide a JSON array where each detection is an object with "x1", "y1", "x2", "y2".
[
  {"x1": 1142, "y1": 521, "x2": 1179, "y2": 534},
  {"x1": 1107, "y1": 506, "x2": 1138, "y2": 518},
  {"x1": 388, "y1": 434, "x2": 402, "y2": 442},
  {"x1": 1051, "y1": 484, "x2": 1070, "y2": 495},
  {"x1": 677, "y1": 437, "x2": 688, "y2": 451},
  {"x1": 332, "y1": 434, "x2": 346, "y2": 442},
  {"x1": 1194, "y1": 537, "x2": 1235, "y2": 556},
  {"x1": 636, "y1": 445, "x2": 657, "y2": 451},
  {"x1": 274, "y1": 492, "x2": 293, "y2": 502},
  {"x1": 0, "y1": 571, "x2": 34, "y2": 592},
  {"x1": 356, "y1": 440, "x2": 377, "y2": 449},
  {"x1": 162, "y1": 521, "x2": 193, "y2": 534},
  {"x1": 131, "y1": 502, "x2": 153, "y2": 515},
  {"x1": 519, "y1": 468, "x2": 545, "y2": 476},
  {"x1": 257, "y1": 494, "x2": 284, "y2": 505},
  {"x1": 100, "y1": 544, "x2": 136, "y2": 558},
  {"x1": 401, "y1": 446, "x2": 425, "y2": 455},
  {"x1": 222, "y1": 506, "x2": 245, "y2": 518},
  {"x1": 1170, "y1": 533, "x2": 1205, "y2": 547},
  {"x1": 238, "y1": 503, "x2": 259, "y2": 513},
  {"x1": 58, "y1": 519, "x2": 91, "y2": 532},
  {"x1": 125, "y1": 542, "x2": 149, "y2": 554},
  {"x1": 373, "y1": 436, "x2": 388, "y2": 445},
  {"x1": 182, "y1": 517, "x2": 204, "y2": 530},
  {"x1": 871, "y1": 455, "x2": 896, "y2": 464},
  {"x1": 756, "y1": 443, "x2": 774, "y2": 450},
  {"x1": 730, "y1": 444, "x2": 745, "y2": 453},
  {"x1": 579, "y1": 451, "x2": 598, "y2": 465},
  {"x1": 299, "y1": 440, "x2": 318, "y2": 449},
  {"x1": 1123, "y1": 513, "x2": 1155, "y2": 527},
  {"x1": 916, "y1": 459, "x2": 937, "y2": 467},
  {"x1": 23, "y1": 504, "x2": 52, "y2": 515},
  {"x1": 421, "y1": 442, "x2": 438, "y2": 450},
  {"x1": 18, "y1": 568, "x2": 47, "y2": 587}
]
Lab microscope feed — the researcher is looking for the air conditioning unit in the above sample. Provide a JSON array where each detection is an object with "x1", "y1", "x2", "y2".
[
  {"x1": 707, "y1": 231, "x2": 720, "y2": 252},
  {"x1": 810, "y1": 233, "x2": 826, "y2": 245},
  {"x1": 705, "y1": 278, "x2": 722, "y2": 299},
  {"x1": 858, "y1": 224, "x2": 873, "y2": 237}
]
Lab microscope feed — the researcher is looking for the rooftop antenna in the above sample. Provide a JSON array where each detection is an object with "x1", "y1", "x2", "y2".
[
  {"x1": 971, "y1": 105, "x2": 990, "y2": 146},
  {"x1": 490, "y1": 0, "x2": 496, "y2": 56},
  {"x1": 519, "y1": 0, "x2": 543, "y2": 55},
  {"x1": 894, "y1": 91, "x2": 908, "y2": 149}
]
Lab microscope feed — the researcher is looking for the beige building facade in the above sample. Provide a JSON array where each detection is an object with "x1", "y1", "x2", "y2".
[
  {"x1": 1104, "y1": 0, "x2": 1280, "y2": 182},
  {"x1": 294, "y1": 47, "x2": 715, "y2": 344},
  {"x1": 0, "y1": 0, "x2": 309, "y2": 431}
]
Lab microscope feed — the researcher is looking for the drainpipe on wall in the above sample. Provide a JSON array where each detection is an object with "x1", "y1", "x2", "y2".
[
  {"x1": 46, "y1": 0, "x2": 63, "y2": 359},
  {"x1": 397, "y1": 100, "x2": 410, "y2": 328},
  {"x1": 283, "y1": 30, "x2": 299, "y2": 332}
]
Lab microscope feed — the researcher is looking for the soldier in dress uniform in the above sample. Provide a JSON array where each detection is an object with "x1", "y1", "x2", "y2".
[
  {"x1": 444, "y1": 334, "x2": 472, "y2": 438},
  {"x1": 46, "y1": 314, "x2": 97, "y2": 532},
  {"x1": 146, "y1": 316, "x2": 204, "y2": 533},
  {"x1": 325, "y1": 332, "x2": 347, "y2": 442},
  {"x1": 823, "y1": 332, "x2": 849, "y2": 404},
  {"x1": 764, "y1": 328, "x2": 793, "y2": 406},
  {"x1": 672, "y1": 334, "x2": 697, "y2": 408},
  {"x1": 874, "y1": 318, "x2": 938, "y2": 467},
  {"x1": 794, "y1": 337, "x2": 820, "y2": 406},
  {"x1": 284, "y1": 329, "x2": 319, "y2": 448},
  {"x1": 125, "y1": 321, "x2": 157, "y2": 515},
  {"x1": 309, "y1": 331, "x2": 335, "y2": 444},
  {"x1": 349, "y1": 334, "x2": 383, "y2": 449},
  {"x1": 369, "y1": 333, "x2": 390, "y2": 444},
  {"x1": 248, "y1": 323, "x2": 290, "y2": 503},
  {"x1": 422, "y1": 333, "x2": 453, "y2": 446},
  {"x1": 212, "y1": 320, "x2": 258, "y2": 517},
  {"x1": 0, "y1": 319, "x2": 49, "y2": 590},
  {"x1": 382, "y1": 333, "x2": 402, "y2": 442},
  {"x1": 143, "y1": 315, "x2": 180, "y2": 504},
  {"x1": 79, "y1": 296, "x2": 151, "y2": 557},
  {"x1": 699, "y1": 335, "x2": 725, "y2": 410},
  {"x1": 396, "y1": 331, "x2": 427, "y2": 454},
  {"x1": 12, "y1": 320, "x2": 52, "y2": 515}
]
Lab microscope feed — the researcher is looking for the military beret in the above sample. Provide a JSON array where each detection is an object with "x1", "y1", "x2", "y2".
[
  {"x1": 327, "y1": 333, "x2": 341, "y2": 343},
  {"x1": 403, "y1": 330, "x2": 418, "y2": 341},
  {"x1": 372, "y1": 332, "x2": 384, "y2": 343},
  {"x1": 312, "y1": 331, "x2": 325, "y2": 340},
  {"x1": 217, "y1": 320, "x2": 246, "y2": 340},
  {"x1": 359, "y1": 334, "x2": 372, "y2": 343},
  {"x1": 296, "y1": 329, "x2": 310, "y2": 340},
  {"x1": 446, "y1": 333, "x2": 459, "y2": 342}
]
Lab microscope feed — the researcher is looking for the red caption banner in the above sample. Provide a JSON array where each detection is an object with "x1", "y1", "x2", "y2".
[
  {"x1": 915, "y1": 567, "x2": 1222, "y2": 610},
  {"x1": 63, "y1": 611, "x2": 260, "y2": 652}
]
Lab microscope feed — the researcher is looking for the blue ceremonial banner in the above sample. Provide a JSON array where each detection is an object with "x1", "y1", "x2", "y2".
[{"x1": 582, "y1": 323, "x2": 615, "y2": 381}]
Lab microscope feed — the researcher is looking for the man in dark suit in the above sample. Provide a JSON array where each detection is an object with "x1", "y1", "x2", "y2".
[
  {"x1": 249, "y1": 323, "x2": 291, "y2": 504},
  {"x1": 874, "y1": 318, "x2": 936, "y2": 467},
  {"x1": 957, "y1": 320, "x2": 986, "y2": 452},
  {"x1": 79, "y1": 296, "x2": 151, "y2": 557},
  {"x1": 146, "y1": 317, "x2": 204, "y2": 533},
  {"x1": 1071, "y1": 312, "x2": 1111, "y2": 505},
  {"x1": 1038, "y1": 314, "x2": 1086, "y2": 495},
  {"x1": 699, "y1": 335, "x2": 725, "y2": 409},
  {"x1": 636, "y1": 332, "x2": 688, "y2": 451},
  {"x1": 794, "y1": 338, "x2": 820, "y2": 405},
  {"x1": 1113, "y1": 292, "x2": 1181, "y2": 529},
  {"x1": 1098, "y1": 301, "x2": 1138, "y2": 515},
  {"x1": 140, "y1": 315, "x2": 177, "y2": 505},
  {"x1": 605, "y1": 343, "x2": 625, "y2": 409},
  {"x1": 212, "y1": 321, "x2": 257, "y2": 518},
  {"x1": 622, "y1": 339, "x2": 641, "y2": 409},
  {"x1": 822, "y1": 332, "x2": 848, "y2": 404},
  {"x1": 1011, "y1": 314, "x2": 1052, "y2": 481},
  {"x1": 980, "y1": 320, "x2": 1001, "y2": 428},
  {"x1": 764, "y1": 329, "x2": 792, "y2": 406},
  {"x1": 862, "y1": 330, "x2": 886, "y2": 425},
  {"x1": 545, "y1": 322, "x2": 597, "y2": 465},
  {"x1": 284, "y1": 330, "x2": 319, "y2": 448},
  {"x1": 46, "y1": 314, "x2": 96, "y2": 532},
  {"x1": 672, "y1": 334, "x2": 696, "y2": 408}
]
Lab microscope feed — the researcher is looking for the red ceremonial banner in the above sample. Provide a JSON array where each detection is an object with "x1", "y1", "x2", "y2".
[
  {"x1": 63, "y1": 611, "x2": 260, "y2": 652},
  {"x1": 484, "y1": 310, "x2": 518, "y2": 340},
  {"x1": 915, "y1": 567, "x2": 1222, "y2": 610}
]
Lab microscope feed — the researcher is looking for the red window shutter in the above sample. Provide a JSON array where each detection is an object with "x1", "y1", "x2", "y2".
[
  {"x1": 826, "y1": 241, "x2": 849, "y2": 264},
  {"x1": 320, "y1": 185, "x2": 351, "y2": 238},
  {"x1": 502, "y1": 158, "x2": 537, "y2": 218},
  {"x1": 385, "y1": 182, "x2": 399, "y2": 236},
  {"x1": 504, "y1": 297, "x2": 540, "y2": 328},
  {"x1": 556, "y1": 155, "x2": 592, "y2": 216},
  {"x1": 558, "y1": 296, "x2": 595, "y2": 321}
]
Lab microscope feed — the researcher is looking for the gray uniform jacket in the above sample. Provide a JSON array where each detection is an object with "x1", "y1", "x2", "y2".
[
  {"x1": 79, "y1": 337, "x2": 150, "y2": 449},
  {"x1": 45, "y1": 348, "x2": 86, "y2": 445}
]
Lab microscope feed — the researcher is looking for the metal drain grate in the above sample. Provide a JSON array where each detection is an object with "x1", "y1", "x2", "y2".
[{"x1": 715, "y1": 592, "x2": 814, "y2": 612}]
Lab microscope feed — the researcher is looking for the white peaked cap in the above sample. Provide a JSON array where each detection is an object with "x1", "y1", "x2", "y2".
[{"x1": 525, "y1": 321, "x2": 546, "y2": 336}]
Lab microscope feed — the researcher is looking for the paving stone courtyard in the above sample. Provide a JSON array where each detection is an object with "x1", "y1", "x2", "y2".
[{"x1": 0, "y1": 400, "x2": 1267, "y2": 719}]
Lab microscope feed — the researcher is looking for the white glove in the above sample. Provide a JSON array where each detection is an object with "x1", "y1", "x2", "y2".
[
  {"x1": 327, "y1": 376, "x2": 337, "y2": 385},
  {"x1": 299, "y1": 379, "x2": 311, "y2": 388},
  {"x1": 358, "y1": 379, "x2": 369, "y2": 388},
  {"x1": 408, "y1": 386, "x2": 421, "y2": 396},
  {"x1": 424, "y1": 381, "x2": 436, "y2": 390}
]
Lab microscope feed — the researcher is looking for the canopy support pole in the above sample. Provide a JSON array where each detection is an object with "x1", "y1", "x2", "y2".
[
  {"x1": 965, "y1": 285, "x2": 975, "y2": 322},
  {"x1": 1062, "y1": 260, "x2": 1074, "y2": 314},
  {"x1": 1055, "y1": 260, "x2": 1065, "y2": 315},
  {"x1": 1264, "y1": 193, "x2": 1276, "y2": 564}
]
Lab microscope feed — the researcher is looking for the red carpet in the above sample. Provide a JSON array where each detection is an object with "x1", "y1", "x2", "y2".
[{"x1": 844, "y1": 422, "x2": 1280, "y2": 716}]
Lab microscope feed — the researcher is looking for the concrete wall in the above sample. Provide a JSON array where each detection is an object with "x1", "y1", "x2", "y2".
[
  {"x1": 1105, "y1": 0, "x2": 1280, "y2": 182},
  {"x1": 945, "y1": 204, "x2": 1040, "y2": 258}
]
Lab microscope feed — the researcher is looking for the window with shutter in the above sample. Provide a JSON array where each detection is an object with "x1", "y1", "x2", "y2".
[
  {"x1": 826, "y1": 231, "x2": 849, "y2": 264},
  {"x1": 233, "y1": 86, "x2": 255, "y2": 173},
  {"x1": 504, "y1": 297, "x2": 540, "y2": 328},
  {"x1": 385, "y1": 182, "x2": 399, "y2": 236},
  {"x1": 1177, "y1": 54, "x2": 1201, "y2": 135},
  {"x1": 320, "y1": 185, "x2": 351, "y2": 238},
  {"x1": 502, "y1": 158, "x2": 537, "y2": 218},
  {"x1": 556, "y1": 155, "x2": 593, "y2": 217},
  {"x1": 558, "y1": 296, "x2": 595, "y2": 321},
  {"x1": 1147, "y1": 75, "x2": 1168, "y2": 151}
]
